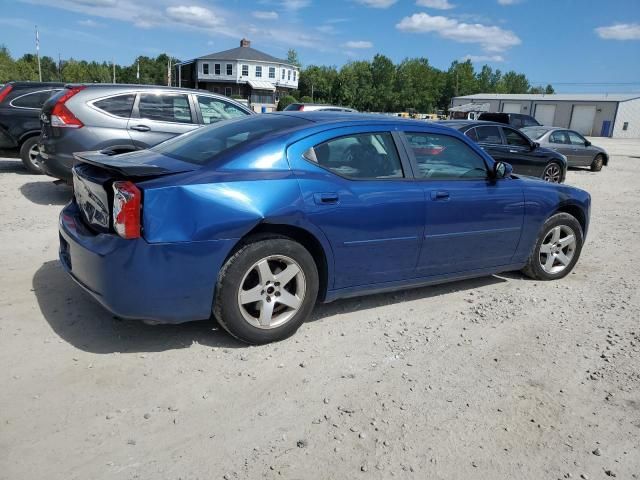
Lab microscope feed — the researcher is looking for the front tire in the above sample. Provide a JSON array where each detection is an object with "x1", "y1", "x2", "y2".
[
  {"x1": 522, "y1": 213, "x2": 584, "y2": 281},
  {"x1": 590, "y1": 154, "x2": 604, "y2": 172},
  {"x1": 542, "y1": 161, "x2": 562, "y2": 183},
  {"x1": 20, "y1": 137, "x2": 43, "y2": 174},
  {"x1": 214, "y1": 237, "x2": 319, "y2": 344}
]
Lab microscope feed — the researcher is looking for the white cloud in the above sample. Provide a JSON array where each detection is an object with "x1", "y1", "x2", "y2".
[
  {"x1": 596, "y1": 23, "x2": 640, "y2": 40},
  {"x1": 355, "y1": 0, "x2": 398, "y2": 8},
  {"x1": 497, "y1": 0, "x2": 521, "y2": 4},
  {"x1": 462, "y1": 54, "x2": 504, "y2": 62},
  {"x1": 279, "y1": 0, "x2": 311, "y2": 10},
  {"x1": 416, "y1": 0, "x2": 454, "y2": 9},
  {"x1": 78, "y1": 18, "x2": 101, "y2": 27},
  {"x1": 343, "y1": 40, "x2": 373, "y2": 48},
  {"x1": 252, "y1": 10, "x2": 279, "y2": 20},
  {"x1": 165, "y1": 5, "x2": 223, "y2": 29},
  {"x1": 396, "y1": 12, "x2": 521, "y2": 52}
]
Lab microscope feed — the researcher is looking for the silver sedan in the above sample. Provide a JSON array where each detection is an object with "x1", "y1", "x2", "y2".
[{"x1": 521, "y1": 126, "x2": 609, "y2": 172}]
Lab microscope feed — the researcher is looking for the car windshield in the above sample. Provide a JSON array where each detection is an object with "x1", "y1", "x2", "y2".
[
  {"x1": 151, "y1": 115, "x2": 310, "y2": 165},
  {"x1": 521, "y1": 126, "x2": 552, "y2": 140}
]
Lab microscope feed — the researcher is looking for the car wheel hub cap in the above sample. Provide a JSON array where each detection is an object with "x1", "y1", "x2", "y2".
[
  {"x1": 237, "y1": 255, "x2": 306, "y2": 329},
  {"x1": 543, "y1": 165, "x2": 561, "y2": 183},
  {"x1": 539, "y1": 225, "x2": 576, "y2": 274}
]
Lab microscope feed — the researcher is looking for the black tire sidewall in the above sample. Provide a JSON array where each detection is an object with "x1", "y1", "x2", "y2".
[
  {"x1": 591, "y1": 155, "x2": 603, "y2": 172},
  {"x1": 20, "y1": 137, "x2": 42, "y2": 174},
  {"x1": 527, "y1": 213, "x2": 584, "y2": 280},
  {"x1": 214, "y1": 238, "x2": 319, "y2": 344}
]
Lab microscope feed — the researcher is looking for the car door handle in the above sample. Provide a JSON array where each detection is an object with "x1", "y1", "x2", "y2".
[
  {"x1": 129, "y1": 124, "x2": 150, "y2": 132},
  {"x1": 430, "y1": 190, "x2": 450, "y2": 201},
  {"x1": 313, "y1": 193, "x2": 339, "y2": 205}
]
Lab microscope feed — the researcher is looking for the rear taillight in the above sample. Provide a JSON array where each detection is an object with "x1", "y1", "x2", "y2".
[
  {"x1": 112, "y1": 181, "x2": 141, "y2": 239},
  {"x1": 298, "y1": 105, "x2": 305, "y2": 111},
  {"x1": 0, "y1": 85, "x2": 13, "y2": 103},
  {"x1": 51, "y1": 86, "x2": 86, "y2": 128}
]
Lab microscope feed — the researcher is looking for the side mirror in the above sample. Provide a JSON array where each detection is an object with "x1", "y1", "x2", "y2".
[
  {"x1": 493, "y1": 161, "x2": 513, "y2": 179},
  {"x1": 530, "y1": 141, "x2": 539, "y2": 151},
  {"x1": 585, "y1": 140, "x2": 591, "y2": 147}
]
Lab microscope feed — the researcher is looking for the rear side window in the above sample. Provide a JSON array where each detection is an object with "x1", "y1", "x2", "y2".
[
  {"x1": 464, "y1": 128, "x2": 478, "y2": 141},
  {"x1": 549, "y1": 130, "x2": 570, "y2": 144},
  {"x1": 93, "y1": 94, "x2": 136, "y2": 118},
  {"x1": 11, "y1": 90, "x2": 58, "y2": 109},
  {"x1": 197, "y1": 95, "x2": 247, "y2": 124},
  {"x1": 510, "y1": 116, "x2": 524, "y2": 128},
  {"x1": 138, "y1": 93, "x2": 192, "y2": 123},
  {"x1": 151, "y1": 115, "x2": 309, "y2": 165},
  {"x1": 405, "y1": 132, "x2": 487, "y2": 180},
  {"x1": 522, "y1": 116, "x2": 539, "y2": 127},
  {"x1": 306, "y1": 133, "x2": 403, "y2": 180},
  {"x1": 475, "y1": 126, "x2": 502, "y2": 144}
]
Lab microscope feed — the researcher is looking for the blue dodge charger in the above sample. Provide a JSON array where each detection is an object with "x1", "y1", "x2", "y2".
[{"x1": 60, "y1": 112, "x2": 591, "y2": 344}]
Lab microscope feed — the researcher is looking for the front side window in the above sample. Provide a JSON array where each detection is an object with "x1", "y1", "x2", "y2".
[
  {"x1": 226, "y1": 64, "x2": 233, "y2": 76},
  {"x1": 255, "y1": 66, "x2": 262, "y2": 78},
  {"x1": 475, "y1": 126, "x2": 502, "y2": 144},
  {"x1": 405, "y1": 132, "x2": 487, "y2": 180},
  {"x1": 203, "y1": 63, "x2": 209, "y2": 75},
  {"x1": 503, "y1": 127, "x2": 530, "y2": 147},
  {"x1": 138, "y1": 93, "x2": 192, "y2": 123},
  {"x1": 214, "y1": 64, "x2": 221, "y2": 75},
  {"x1": 549, "y1": 130, "x2": 570, "y2": 144},
  {"x1": 568, "y1": 131, "x2": 587, "y2": 146},
  {"x1": 93, "y1": 93, "x2": 136, "y2": 118},
  {"x1": 269, "y1": 67, "x2": 276, "y2": 79},
  {"x1": 241, "y1": 64, "x2": 249, "y2": 76},
  {"x1": 306, "y1": 132, "x2": 403, "y2": 180},
  {"x1": 196, "y1": 95, "x2": 247, "y2": 124},
  {"x1": 464, "y1": 127, "x2": 478, "y2": 142}
]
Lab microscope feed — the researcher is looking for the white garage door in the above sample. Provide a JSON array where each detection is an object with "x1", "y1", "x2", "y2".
[
  {"x1": 502, "y1": 103, "x2": 521, "y2": 113},
  {"x1": 570, "y1": 105, "x2": 597, "y2": 136},
  {"x1": 534, "y1": 104, "x2": 556, "y2": 126}
]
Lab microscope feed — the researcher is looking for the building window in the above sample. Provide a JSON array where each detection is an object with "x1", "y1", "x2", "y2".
[
  {"x1": 214, "y1": 64, "x2": 221, "y2": 75},
  {"x1": 225, "y1": 87, "x2": 232, "y2": 97},
  {"x1": 268, "y1": 67, "x2": 275, "y2": 79},
  {"x1": 288, "y1": 70, "x2": 291, "y2": 81},
  {"x1": 293, "y1": 70, "x2": 297, "y2": 82},
  {"x1": 281, "y1": 68, "x2": 285, "y2": 80},
  {"x1": 226, "y1": 64, "x2": 233, "y2": 76},
  {"x1": 256, "y1": 66, "x2": 262, "y2": 78},
  {"x1": 203, "y1": 63, "x2": 209, "y2": 75},
  {"x1": 242, "y1": 64, "x2": 249, "y2": 76}
]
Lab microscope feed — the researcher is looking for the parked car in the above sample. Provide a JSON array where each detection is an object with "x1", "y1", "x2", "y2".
[
  {"x1": 59, "y1": 112, "x2": 590, "y2": 344},
  {"x1": 437, "y1": 120, "x2": 568, "y2": 183},
  {"x1": 38, "y1": 84, "x2": 254, "y2": 182},
  {"x1": 521, "y1": 126, "x2": 609, "y2": 172},
  {"x1": 478, "y1": 112, "x2": 541, "y2": 129},
  {"x1": 284, "y1": 103, "x2": 357, "y2": 112},
  {"x1": 0, "y1": 81, "x2": 64, "y2": 172}
]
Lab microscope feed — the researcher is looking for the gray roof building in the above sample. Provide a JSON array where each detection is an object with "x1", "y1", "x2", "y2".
[{"x1": 451, "y1": 93, "x2": 640, "y2": 138}]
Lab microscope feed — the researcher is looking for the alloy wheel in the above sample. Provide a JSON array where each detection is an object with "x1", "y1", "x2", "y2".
[
  {"x1": 542, "y1": 163, "x2": 561, "y2": 183},
  {"x1": 237, "y1": 255, "x2": 306, "y2": 329},
  {"x1": 538, "y1": 225, "x2": 576, "y2": 274}
]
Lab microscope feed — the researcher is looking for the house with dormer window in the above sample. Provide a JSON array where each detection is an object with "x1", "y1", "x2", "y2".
[{"x1": 175, "y1": 39, "x2": 299, "y2": 113}]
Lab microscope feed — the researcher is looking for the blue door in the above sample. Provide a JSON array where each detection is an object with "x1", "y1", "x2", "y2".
[
  {"x1": 402, "y1": 130, "x2": 525, "y2": 277},
  {"x1": 288, "y1": 127, "x2": 425, "y2": 289}
]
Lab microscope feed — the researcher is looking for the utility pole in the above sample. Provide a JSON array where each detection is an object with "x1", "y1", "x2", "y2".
[
  {"x1": 136, "y1": 59, "x2": 140, "y2": 84},
  {"x1": 112, "y1": 59, "x2": 116, "y2": 83},
  {"x1": 35, "y1": 26, "x2": 42, "y2": 82},
  {"x1": 58, "y1": 52, "x2": 62, "y2": 81},
  {"x1": 311, "y1": 83, "x2": 314, "y2": 102},
  {"x1": 167, "y1": 58, "x2": 172, "y2": 86}
]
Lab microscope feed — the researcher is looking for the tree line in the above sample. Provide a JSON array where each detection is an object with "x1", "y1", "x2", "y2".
[{"x1": 1, "y1": 46, "x2": 553, "y2": 112}]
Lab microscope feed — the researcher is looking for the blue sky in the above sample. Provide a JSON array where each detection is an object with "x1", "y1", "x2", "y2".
[{"x1": 1, "y1": 0, "x2": 639, "y2": 92}]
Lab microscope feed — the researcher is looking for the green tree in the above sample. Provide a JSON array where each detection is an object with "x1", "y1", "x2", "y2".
[
  {"x1": 370, "y1": 54, "x2": 395, "y2": 112},
  {"x1": 0, "y1": 46, "x2": 17, "y2": 83},
  {"x1": 286, "y1": 49, "x2": 301, "y2": 68},
  {"x1": 277, "y1": 94, "x2": 297, "y2": 111},
  {"x1": 498, "y1": 71, "x2": 530, "y2": 93}
]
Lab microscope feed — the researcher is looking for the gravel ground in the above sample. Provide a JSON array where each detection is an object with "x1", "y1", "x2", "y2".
[{"x1": 0, "y1": 153, "x2": 639, "y2": 480}]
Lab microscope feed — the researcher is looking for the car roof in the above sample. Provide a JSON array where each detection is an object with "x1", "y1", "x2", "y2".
[
  {"x1": 434, "y1": 120, "x2": 508, "y2": 130},
  {"x1": 5, "y1": 81, "x2": 65, "y2": 89},
  {"x1": 63, "y1": 83, "x2": 216, "y2": 95},
  {"x1": 274, "y1": 111, "x2": 447, "y2": 127}
]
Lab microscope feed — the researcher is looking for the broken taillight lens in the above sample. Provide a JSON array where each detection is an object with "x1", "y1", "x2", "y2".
[{"x1": 112, "y1": 181, "x2": 141, "y2": 239}]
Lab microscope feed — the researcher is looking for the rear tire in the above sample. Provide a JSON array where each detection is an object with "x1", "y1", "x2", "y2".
[
  {"x1": 522, "y1": 213, "x2": 583, "y2": 281},
  {"x1": 214, "y1": 237, "x2": 319, "y2": 344},
  {"x1": 541, "y1": 161, "x2": 562, "y2": 183},
  {"x1": 20, "y1": 137, "x2": 43, "y2": 174},
  {"x1": 590, "y1": 154, "x2": 604, "y2": 172}
]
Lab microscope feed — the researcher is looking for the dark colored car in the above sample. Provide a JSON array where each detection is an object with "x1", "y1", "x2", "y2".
[
  {"x1": 437, "y1": 120, "x2": 568, "y2": 183},
  {"x1": 478, "y1": 112, "x2": 541, "y2": 129},
  {"x1": 0, "y1": 81, "x2": 64, "y2": 172},
  {"x1": 521, "y1": 126, "x2": 609, "y2": 172},
  {"x1": 38, "y1": 84, "x2": 253, "y2": 182},
  {"x1": 59, "y1": 112, "x2": 590, "y2": 344}
]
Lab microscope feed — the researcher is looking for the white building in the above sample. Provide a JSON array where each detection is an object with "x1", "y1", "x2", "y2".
[
  {"x1": 451, "y1": 93, "x2": 640, "y2": 138},
  {"x1": 176, "y1": 39, "x2": 299, "y2": 112}
]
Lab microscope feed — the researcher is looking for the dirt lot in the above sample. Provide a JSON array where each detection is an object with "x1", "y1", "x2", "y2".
[{"x1": 1, "y1": 151, "x2": 639, "y2": 480}]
